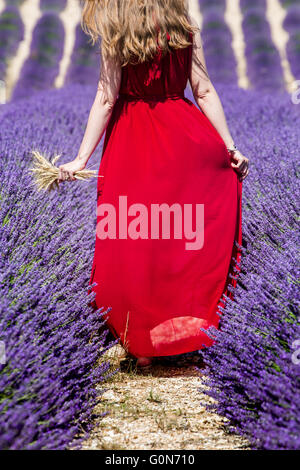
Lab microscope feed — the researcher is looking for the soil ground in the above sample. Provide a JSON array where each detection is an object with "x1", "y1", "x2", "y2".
[{"x1": 81, "y1": 344, "x2": 250, "y2": 450}]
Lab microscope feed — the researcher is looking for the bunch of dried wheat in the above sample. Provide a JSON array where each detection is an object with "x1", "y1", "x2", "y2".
[{"x1": 28, "y1": 150, "x2": 102, "y2": 192}]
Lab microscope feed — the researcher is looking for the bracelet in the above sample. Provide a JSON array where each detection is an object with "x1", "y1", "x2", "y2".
[{"x1": 227, "y1": 143, "x2": 238, "y2": 153}]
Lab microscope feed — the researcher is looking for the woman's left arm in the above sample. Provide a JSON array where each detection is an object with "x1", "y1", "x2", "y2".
[
  {"x1": 192, "y1": 78, "x2": 250, "y2": 182},
  {"x1": 187, "y1": 12, "x2": 249, "y2": 181},
  {"x1": 58, "y1": 52, "x2": 122, "y2": 182}
]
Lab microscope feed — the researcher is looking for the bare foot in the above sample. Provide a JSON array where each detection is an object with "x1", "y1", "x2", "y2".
[{"x1": 136, "y1": 357, "x2": 153, "y2": 368}]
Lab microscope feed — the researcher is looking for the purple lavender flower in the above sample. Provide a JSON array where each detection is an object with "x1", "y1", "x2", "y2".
[
  {"x1": 40, "y1": 0, "x2": 68, "y2": 12},
  {"x1": 0, "y1": 84, "x2": 117, "y2": 449},
  {"x1": 199, "y1": 0, "x2": 226, "y2": 13},
  {"x1": 198, "y1": 1, "x2": 238, "y2": 85},
  {"x1": 11, "y1": 12, "x2": 65, "y2": 101},
  {"x1": 241, "y1": 3, "x2": 285, "y2": 91},
  {"x1": 64, "y1": 25, "x2": 101, "y2": 86},
  {"x1": 0, "y1": 7, "x2": 24, "y2": 80},
  {"x1": 282, "y1": 4, "x2": 300, "y2": 79},
  {"x1": 198, "y1": 84, "x2": 300, "y2": 450}
]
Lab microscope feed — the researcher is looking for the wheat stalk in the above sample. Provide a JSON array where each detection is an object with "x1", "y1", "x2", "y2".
[{"x1": 28, "y1": 150, "x2": 103, "y2": 193}]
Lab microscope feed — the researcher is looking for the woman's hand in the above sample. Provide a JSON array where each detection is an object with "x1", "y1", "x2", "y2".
[
  {"x1": 229, "y1": 150, "x2": 249, "y2": 181},
  {"x1": 58, "y1": 158, "x2": 86, "y2": 183}
]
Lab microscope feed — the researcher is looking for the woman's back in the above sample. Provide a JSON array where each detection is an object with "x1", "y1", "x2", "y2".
[{"x1": 118, "y1": 32, "x2": 193, "y2": 99}]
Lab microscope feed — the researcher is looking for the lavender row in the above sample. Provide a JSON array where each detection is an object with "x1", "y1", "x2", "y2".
[
  {"x1": 240, "y1": 0, "x2": 285, "y2": 91},
  {"x1": 40, "y1": 0, "x2": 68, "y2": 13},
  {"x1": 0, "y1": 7, "x2": 24, "y2": 81},
  {"x1": 198, "y1": 0, "x2": 226, "y2": 13},
  {"x1": 199, "y1": 84, "x2": 300, "y2": 449},
  {"x1": 4, "y1": 0, "x2": 26, "y2": 5},
  {"x1": 64, "y1": 25, "x2": 101, "y2": 86},
  {"x1": 279, "y1": 0, "x2": 300, "y2": 7},
  {"x1": 12, "y1": 12, "x2": 64, "y2": 101},
  {"x1": 198, "y1": 1, "x2": 238, "y2": 85},
  {"x1": 282, "y1": 2, "x2": 300, "y2": 78},
  {"x1": 0, "y1": 84, "x2": 116, "y2": 450}
]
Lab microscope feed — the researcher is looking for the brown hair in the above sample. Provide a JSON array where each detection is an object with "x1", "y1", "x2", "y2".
[{"x1": 81, "y1": 0, "x2": 199, "y2": 66}]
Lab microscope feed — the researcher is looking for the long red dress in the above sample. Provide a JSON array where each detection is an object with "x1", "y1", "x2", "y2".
[{"x1": 88, "y1": 32, "x2": 242, "y2": 358}]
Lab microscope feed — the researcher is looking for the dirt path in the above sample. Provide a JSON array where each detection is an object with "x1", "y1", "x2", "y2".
[
  {"x1": 55, "y1": 0, "x2": 81, "y2": 89},
  {"x1": 225, "y1": 0, "x2": 250, "y2": 90},
  {"x1": 5, "y1": 0, "x2": 41, "y2": 101},
  {"x1": 81, "y1": 345, "x2": 249, "y2": 450},
  {"x1": 266, "y1": 0, "x2": 296, "y2": 92}
]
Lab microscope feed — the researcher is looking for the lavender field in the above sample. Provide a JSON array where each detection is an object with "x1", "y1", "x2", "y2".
[
  {"x1": 193, "y1": 85, "x2": 300, "y2": 450},
  {"x1": 0, "y1": 84, "x2": 120, "y2": 449},
  {"x1": 0, "y1": 0, "x2": 299, "y2": 451}
]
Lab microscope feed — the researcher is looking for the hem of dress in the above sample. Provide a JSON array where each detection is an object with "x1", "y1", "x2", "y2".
[
  {"x1": 216, "y1": 178, "x2": 243, "y2": 316},
  {"x1": 87, "y1": 178, "x2": 243, "y2": 359}
]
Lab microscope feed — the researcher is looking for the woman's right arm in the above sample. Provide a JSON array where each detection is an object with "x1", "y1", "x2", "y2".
[
  {"x1": 58, "y1": 52, "x2": 122, "y2": 182},
  {"x1": 75, "y1": 52, "x2": 122, "y2": 167}
]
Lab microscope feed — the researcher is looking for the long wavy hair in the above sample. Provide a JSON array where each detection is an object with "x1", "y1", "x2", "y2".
[{"x1": 80, "y1": 0, "x2": 200, "y2": 66}]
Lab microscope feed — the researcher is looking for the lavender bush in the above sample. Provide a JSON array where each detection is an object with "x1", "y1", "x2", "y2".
[
  {"x1": 199, "y1": 1, "x2": 238, "y2": 86},
  {"x1": 0, "y1": 0, "x2": 299, "y2": 451},
  {"x1": 197, "y1": 84, "x2": 300, "y2": 450},
  {"x1": 198, "y1": 0, "x2": 226, "y2": 12},
  {"x1": 240, "y1": 0, "x2": 285, "y2": 91},
  {"x1": 0, "y1": 7, "x2": 24, "y2": 80},
  {"x1": 5, "y1": 1, "x2": 26, "y2": 5},
  {"x1": 12, "y1": 12, "x2": 65, "y2": 101},
  {"x1": 0, "y1": 84, "x2": 118, "y2": 450},
  {"x1": 40, "y1": 0, "x2": 68, "y2": 12},
  {"x1": 282, "y1": 4, "x2": 300, "y2": 78},
  {"x1": 65, "y1": 25, "x2": 101, "y2": 86},
  {"x1": 280, "y1": 0, "x2": 300, "y2": 7}
]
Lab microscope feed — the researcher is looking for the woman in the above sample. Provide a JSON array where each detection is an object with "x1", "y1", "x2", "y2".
[{"x1": 58, "y1": 0, "x2": 249, "y2": 370}]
